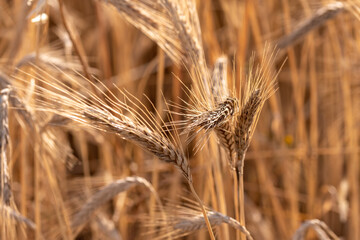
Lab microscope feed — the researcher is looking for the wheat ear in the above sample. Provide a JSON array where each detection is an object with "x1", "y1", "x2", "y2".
[
  {"x1": 13, "y1": 65, "x2": 215, "y2": 239},
  {"x1": 183, "y1": 97, "x2": 237, "y2": 136},
  {"x1": 71, "y1": 176, "x2": 162, "y2": 230},
  {"x1": 277, "y1": 2, "x2": 344, "y2": 49},
  {"x1": 0, "y1": 88, "x2": 11, "y2": 206},
  {"x1": 215, "y1": 122, "x2": 236, "y2": 167},
  {"x1": 209, "y1": 56, "x2": 238, "y2": 167},
  {"x1": 233, "y1": 47, "x2": 280, "y2": 240},
  {"x1": 84, "y1": 108, "x2": 192, "y2": 183},
  {"x1": 145, "y1": 199, "x2": 253, "y2": 240},
  {"x1": 234, "y1": 89, "x2": 262, "y2": 174},
  {"x1": 292, "y1": 219, "x2": 339, "y2": 240},
  {"x1": 171, "y1": 211, "x2": 253, "y2": 240}
]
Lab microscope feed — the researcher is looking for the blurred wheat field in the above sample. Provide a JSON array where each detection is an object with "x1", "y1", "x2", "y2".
[{"x1": 0, "y1": 0, "x2": 359, "y2": 239}]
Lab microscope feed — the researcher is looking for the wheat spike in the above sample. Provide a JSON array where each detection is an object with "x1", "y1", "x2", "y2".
[
  {"x1": 185, "y1": 97, "x2": 237, "y2": 134},
  {"x1": 292, "y1": 219, "x2": 339, "y2": 240},
  {"x1": 144, "y1": 200, "x2": 253, "y2": 240},
  {"x1": 210, "y1": 56, "x2": 238, "y2": 166},
  {"x1": 234, "y1": 47, "x2": 280, "y2": 173},
  {"x1": 13, "y1": 65, "x2": 193, "y2": 182},
  {"x1": 0, "y1": 88, "x2": 11, "y2": 205},
  {"x1": 215, "y1": 121, "x2": 236, "y2": 167},
  {"x1": 71, "y1": 176, "x2": 161, "y2": 230},
  {"x1": 277, "y1": 2, "x2": 345, "y2": 49},
  {"x1": 234, "y1": 89, "x2": 262, "y2": 173},
  {"x1": 83, "y1": 108, "x2": 192, "y2": 182},
  {"x1": 103, "y1": 0, "x2": 205, "y2": 70},
  {"x1": 13, "y1": 64, "x2": 216, "y2": 239}
]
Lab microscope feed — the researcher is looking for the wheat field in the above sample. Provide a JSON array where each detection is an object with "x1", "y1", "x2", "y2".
[{"x1": 0, "y1": 0, "x2": 359, "y2": 239}]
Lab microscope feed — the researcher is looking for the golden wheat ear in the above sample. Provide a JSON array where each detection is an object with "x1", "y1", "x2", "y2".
[
  {"x1": 292, "y1": 219, "x2": 340, "y2": 240},
  {"x1": 12, "y1": 65, "x2": 193, "y2": 183},
  {"x1": 143, "y1": 197, "x2": 253, "y2": 240},
  {"x1": 235, "y1": 46, "x2": 281, "y2": 174},
  {"x1": 0, "y1": 88, "x2": 11, "y2": 206},
  {"x1": 71, "y1": 176, "x2": 162, "y2": 234},
  {"x1": 12, "y1": 66, "x2": 216, "y2": 239},
  {"x1": 102, "y1": 0, "x2": 205, "y2": 67}
]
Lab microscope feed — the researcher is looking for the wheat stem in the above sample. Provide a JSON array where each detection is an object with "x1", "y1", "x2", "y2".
[{"x1": 189, "y1": 183, "x2": 216, "y2": 240}]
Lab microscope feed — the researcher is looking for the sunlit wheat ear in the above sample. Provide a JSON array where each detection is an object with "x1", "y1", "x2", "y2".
[
  {"x1": 87, "y1": 110, "x2": 192, "y2": 182},
  {"x1": 12, "y1": 65, "x2": 193, "y2": 182},
  {"x1": 102, "y1": 0, "x2": 205, "y2": 67},
  {"x1": 292, "y1": 219, "x2": 340, "y2": 240},
  {"x1": 103, "y1": 0, "x2": 182, "y2": 63},
  {"x1": 0, "y1": 88, "x2": 11, "y2": 206},
  {"x1": 12, "y1": 65, "x2": 215, "y2": 239},
  {"x1": 214, "y1": 122, "x2": 236, "y2": 167},
  {"x1": 170, "y1": 59, "x2": 236, "y2": 140},
  {"x1": 234, "y1": 89, "x2": 262, "y2": 172},
  {"x1": 235, "y1": 47, "x2": 281, "y2": 173},
  {"x1": 103, "y1": 0, "x2": 210, "y2": 100},
  {"x1": 210, "y1": 56, "x2": 238, "y2": 167},
  {"x1": 71, "y1": 176, "x2": 161, "y2": 232},
  {"x1": 143, "y1": 198, "x2": 253, "y2": 240},
  {"x1": 183, "y1": 97, "x2": 238, "y2": 135}
]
